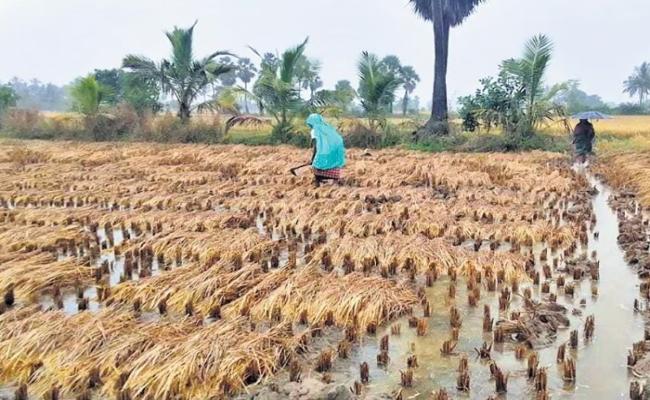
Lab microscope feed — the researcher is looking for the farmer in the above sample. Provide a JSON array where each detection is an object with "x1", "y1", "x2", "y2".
[
  {"x1": 573, "y1": 119, "x2": 595, "y2": 164},
  {"x1": 306, "y1": 113, "x2": 346, "y2": 187}
]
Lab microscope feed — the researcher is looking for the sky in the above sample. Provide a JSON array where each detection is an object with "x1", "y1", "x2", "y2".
[{"x1": 1, "y1": 0, "x2": 648, "y2": 106}]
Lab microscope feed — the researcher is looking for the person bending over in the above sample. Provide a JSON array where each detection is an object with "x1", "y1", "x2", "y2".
[{"x1": 306, "y1": 113, "x2": 346, "y2": 187}]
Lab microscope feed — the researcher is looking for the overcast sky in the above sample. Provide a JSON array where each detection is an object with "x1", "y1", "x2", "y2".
[{"x1": 1, "y1": 0, "x2": 648, "y2": 105}]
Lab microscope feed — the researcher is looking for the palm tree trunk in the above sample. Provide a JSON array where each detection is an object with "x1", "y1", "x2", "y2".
[
  {"x1": 179, "y1": 102, "x2": 191, "y2": 123},
  {"x1": 244, "y1": 82, "x2": 250, "y2": 114},
  {"x1": 402, "y1": 91, "x2": 409, "y2": 116},
  {"x1": 418, "y1": 2, "x2": 450, "y2": 138}
]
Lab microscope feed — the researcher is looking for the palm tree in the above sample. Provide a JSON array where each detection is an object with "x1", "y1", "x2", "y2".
[
  {"x1": 236, "y1": 58, "x2": 257, "y2": 113},
  {"x1": 122, "y1": 21, "x2": 234, "y2": 122},
  {"x1": 400, "y1": 66, "x2": 420, "y2": 115},
  {"x1": 409, "y1": 0, "x2": 486, "y2": 136},
  {"x1": 502, "y1": 34, "x2": 565, "y2": 135},
  {"x1": 624, "y1": 62, "x2": 650, "y2": 106},
  {"x1": 358, "y1": 52, "x2": 401, "y2": 131},
  {"x1": 334, "y1": 80, "x2": 356, "y2": 112},
  {"x1": 297, "y1": 57, "x2": 322, "y2": 100},
  {"x1": 231, "y1": 38, "x2": 317, "y2": 142},
  {"x1": 70, "y1": 75, "x2": 104, "y2": 116}
]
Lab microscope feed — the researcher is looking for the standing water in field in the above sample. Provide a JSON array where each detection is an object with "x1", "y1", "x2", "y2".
[{"x1": 322, "y1": 173, "x2": 645, "y2": 399}]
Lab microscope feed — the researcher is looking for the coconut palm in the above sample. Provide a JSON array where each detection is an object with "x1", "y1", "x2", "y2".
[
  {"x1": 230, "y1": 38, "x2": 319, "y2": 143},
  {"x1": 502, "y1": 34, "x2": 562, "y2": 134},
  {"x1": 358, "y1": 52, "x2": 401, "y2": 130},
  {"x1": 409, "y1": 0, "x2": 486, "y2": 135},
  {"x1": 400, "y1": 66, "x2": 420, "y2": 115},
  {"x1": 624, "y1": 62, "x2": 650, "y2": 106},
  {"x1": 122, "y1": 21, "x2": 234, "y2": 122}
]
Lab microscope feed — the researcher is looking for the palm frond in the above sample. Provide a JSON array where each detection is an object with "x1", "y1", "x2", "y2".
[
  {"x1": 165, "y1": 21, "x2": 198, "y2": 70},
  {"x1": 225, "y1": 115, "x2": 272, "y2": 133},
  {"x1": 409, "y1": 0, "x2": 434, "y2": 21},
  {"x1": 122, "y1": 55, "x2": 160, "y2": 75},
  {"x1": 409, "y1": 0, "x2": 486, "y2": 26},
  {"x1": 279, "y1": 38, "x2": 309, "y2": 84},
  {"x1": 247, "y1": 45, "x2": 263, "y2": 59}
]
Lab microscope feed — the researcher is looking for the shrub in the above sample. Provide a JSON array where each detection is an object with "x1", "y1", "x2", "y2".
[
  {"x1": 459, "y1": 132, "x2": 570, "y2": 153},
  {"x1": 43, "y1": 113, "x2": 84, "y2": 139},
  {"x1": 339, "y1": 120, "x2": 406, "y2": 149},
  {"x1": 1, "y1": 109, "x2": 47, "y2": 138},
  {"x1": 141, "y1": 113, "x2": 224, "y2": 144},
  {"x1": 88, "y1": 104, "x2": 141, "y2": 141},
  {"x1": 180, "y1": 115, "x2": 225, "y2": 144},
  {"x1": 141, "y1": 112, "x2": 179, "y2": 142}
]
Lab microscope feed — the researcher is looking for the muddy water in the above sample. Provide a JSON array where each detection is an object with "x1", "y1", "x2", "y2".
[{"x1": 333, "y1": 175, "x2": 644, "y2": 399}]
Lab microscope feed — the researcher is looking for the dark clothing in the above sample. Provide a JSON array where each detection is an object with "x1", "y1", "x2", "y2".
[{"x1": 573, "y1": 121, "x2": 595, "y2": 156}]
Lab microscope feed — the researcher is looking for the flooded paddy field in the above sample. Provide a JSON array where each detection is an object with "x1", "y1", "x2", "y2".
[{"x1": 0, "y1": 141, "x2": 648, "y2": 400}]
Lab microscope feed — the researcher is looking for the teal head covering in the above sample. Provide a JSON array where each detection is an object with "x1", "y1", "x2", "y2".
[{"x1": 306, "y1": 113, "x2": 346, "y2": 170}]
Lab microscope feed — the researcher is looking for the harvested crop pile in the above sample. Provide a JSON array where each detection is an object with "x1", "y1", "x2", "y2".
[
  {"x1": 0, "y1": 140, "x2": 588, "y2": 398},
  {"x1": 598, "y1": 152, "x2": 650, "y2": 208}
]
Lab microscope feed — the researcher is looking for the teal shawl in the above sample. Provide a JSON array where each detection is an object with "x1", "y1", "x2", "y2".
[{"x1": 306, "y1": 114, "x2": 346, "y2": 170}]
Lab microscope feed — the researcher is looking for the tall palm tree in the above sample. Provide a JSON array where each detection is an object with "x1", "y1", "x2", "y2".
[
  {"x1": 122, "y1": 21, "x2": 234, "y2": 122},
  {"x1": 409, "y1": 0, "x2": 486, "y2": 135},
  {"x1": 236, "y1": 58, "x2": 257, "y2": 113},
  {"x1": 624, "y1": 62, "x2": 650, "y2": 106},
  {"x1": 380, "y1": 55, "x2": 403, "y2": 114},
  {"x1": 358, "y1": 52, "x2": 401, "y2": 130},
  {"x1": 400, "y1": 66, "x2": 420, "y2": 115}
]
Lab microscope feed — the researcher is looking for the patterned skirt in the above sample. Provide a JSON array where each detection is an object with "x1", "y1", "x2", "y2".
[{"x1": 313, "y1": 167, "x2": 343, "y2": 180}]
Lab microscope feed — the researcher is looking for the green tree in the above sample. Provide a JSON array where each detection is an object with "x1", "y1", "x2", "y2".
[
  {"x1": 400, "y1": 66, "x2": 420, "y2": 116},
  {"x1": 296, "y1": 57, "x2": 322, "y2": 100},
  {"x1": 217, "y1": 56, "x2": 238, "y2": 87},
  {"x1": 357, "y1": 52, "x2": 401, "y2": 130},
  {"x1": 459, "y1": 35, "x2": 566, "y2": 138},
  {"x1": 122, "y1": 21, "x2": 234, "y2": 122},
  {"x1": 0, "y1": 84, "x2": 19, "y2": 116},
  {"x1": 121, "y1": 73, "x2": 162, "y2": 115},
  {"x1": 237, "y1": 58, "x2": 257, "y2": 113},
  {"x1": 240, "y1": 38, "x2": 315, "y2": 143},
  {"x1": 555, "y1": 80, "x2": 610, "y2": 114},
  {"x1": 458, "y1": 70, "x2": 525, "y2": 133},
  {"x1": 380, "y1": 55, "x2": 403, "y2": 114},
  {"x1": 409, "y1": 0, "x2": 486, "y2": 136},
  {"x1": 502, "y1": 34, "x2": 565, "y2": 135},
  {"x1": 334, "y1": 80, "x2": 356, "y2": 112},
  {"x1": 70, "y1": 75, "x2": 104, "y2": 116},
  {"x1": 623, "y1": 62, "x2": 650, "y2": 106},
  {"x1": 94, "y1": 69, "x2": 123, "y2": 105}
]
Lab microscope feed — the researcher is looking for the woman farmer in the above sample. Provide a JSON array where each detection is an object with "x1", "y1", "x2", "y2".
[
  {"x1": 573, "y1": 119, "x2": 595, "y2": 164},
  {"x1": 306, "y1": 113, "x2": 346, "y2": 187}
]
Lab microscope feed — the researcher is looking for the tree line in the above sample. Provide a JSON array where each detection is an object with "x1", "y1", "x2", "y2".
[{"x1": 1, "y1": 0, "x2": 649, "y2": 143}]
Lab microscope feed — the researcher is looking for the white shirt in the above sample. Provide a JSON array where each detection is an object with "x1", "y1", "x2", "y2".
[{"x1": 310, "y1": 129, "x2": 316, "y2": 140}]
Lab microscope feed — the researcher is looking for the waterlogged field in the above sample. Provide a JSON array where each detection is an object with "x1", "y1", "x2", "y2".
[{"x1": 0, "y1": 141, "x2": 648, "y2": 400}]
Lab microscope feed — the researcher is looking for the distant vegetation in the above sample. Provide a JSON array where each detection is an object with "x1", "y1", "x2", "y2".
[{"x1": 0, "y1": 15, "x2": 648, "y2": 153}]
